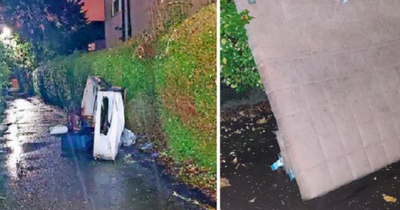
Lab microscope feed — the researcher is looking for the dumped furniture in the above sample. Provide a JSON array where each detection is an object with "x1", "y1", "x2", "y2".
[{"x1": 81, "y1": 76, "x2": 125, "y2": 161}]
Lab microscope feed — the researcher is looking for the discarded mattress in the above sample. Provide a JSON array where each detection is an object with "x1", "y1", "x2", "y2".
[{"x1": 234, "y1": 0, "x2": 400, "y2": 200}]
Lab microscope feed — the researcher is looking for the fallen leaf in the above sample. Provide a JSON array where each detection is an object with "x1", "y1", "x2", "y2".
[
  {"x1": 383, "y1": 195, "x2": 397, "y2": 203},
  {"x1": 235, "y1": 164, "x2": 240, "y2": 170},
  {"x1": 249, "y1": 197, "x2": 257, "y2": 203},
  {"x1": 232, "y1": 157, "x2": 238, "y2": 164},
  {"x1": 220, "y1": 178, "x2": 231, "y2": 188},
  {"x1": 173, "y1": 191, "x2": 203, "y2": 206},
  {"x1": 221, "y1": 38, "x2": 227, "y2": 45},
  {"x1": 256, "y1": 117, "x2": 268, "y2": 124}
]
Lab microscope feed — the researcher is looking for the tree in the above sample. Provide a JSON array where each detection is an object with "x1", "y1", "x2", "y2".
[
  {"x1": 0, "y1": 41, "x2": 13, "y2": 99},
  {"x1": 2, "y1": 0, "x2": 94, "y2": 62},
  {"x1": 0, "y1": 33, "x2": 37, "y2": 94},
  {"x1": 8, "y1": 35, "x2": 37, "y2": 70}
]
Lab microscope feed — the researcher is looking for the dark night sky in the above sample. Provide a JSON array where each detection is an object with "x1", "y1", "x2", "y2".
[{"x1": 83, "y1": 0, "x2": 104, "y2": 21}]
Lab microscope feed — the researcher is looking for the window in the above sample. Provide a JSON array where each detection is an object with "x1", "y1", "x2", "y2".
[{"x1": 112, "y1": 0, "x2": 121, "y2": 16}]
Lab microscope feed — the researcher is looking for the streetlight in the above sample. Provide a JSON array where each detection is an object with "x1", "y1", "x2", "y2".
[
  {"x1": 1, "y1": 26, "x2": 12, "y2": 38},
  {"x1": 0, "y1": 26, "x2": 15, "y2": 47}
]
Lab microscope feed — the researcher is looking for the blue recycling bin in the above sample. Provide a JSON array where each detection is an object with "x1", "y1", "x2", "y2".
[{"x1": 61, "y1": 131, "x2": 94, "y2": 153}]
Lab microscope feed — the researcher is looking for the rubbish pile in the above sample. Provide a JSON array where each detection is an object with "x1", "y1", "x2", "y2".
[{"x1": 50, "y1": 76, "x2": 137, "y2": 161}]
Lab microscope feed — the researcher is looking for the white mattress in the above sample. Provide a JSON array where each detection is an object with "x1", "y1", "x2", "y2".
[{"x1": 233, "y1": 0, "x2": 400, "y2": 200}]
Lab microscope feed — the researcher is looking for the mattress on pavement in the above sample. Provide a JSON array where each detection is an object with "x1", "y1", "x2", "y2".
[{"x1": 233, "y1": 0, "x2": 400, "y2": 200}]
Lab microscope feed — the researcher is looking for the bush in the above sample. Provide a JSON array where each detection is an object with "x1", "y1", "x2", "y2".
[
  {"x1": 125, "y1": 93, "x2": 158, "y2": 134},
  {"x1": 220, "y1": 0, "x2": 262, "y2": 92},
  {"x1": 33, "y1": 53, "x2": 90, "y2": 107},
  {"x1": 0, "y1": 60, "x2": 10, "y2": 108}
]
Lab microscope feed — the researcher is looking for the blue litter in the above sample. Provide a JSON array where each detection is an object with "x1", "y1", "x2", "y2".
[
  {"x1": 61, "y1": 130, "x2": 94, "y2": 153},
  {"x1": 248, "y1": 0, "x2": 256, "y2": 4},
  {"x1": 271, "y1": 155, "x2": 296, "y2": 181},
  {"x1": 271, "y1": 156, "x2": 284, "y2": 171}
]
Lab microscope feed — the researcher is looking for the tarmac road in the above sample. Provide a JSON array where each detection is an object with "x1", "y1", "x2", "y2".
[{"x1": 0, "y1": 97, "x2": 206, "y2": 210}]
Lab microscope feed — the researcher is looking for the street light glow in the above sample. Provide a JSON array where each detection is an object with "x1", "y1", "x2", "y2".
[{"x1": 1, "y1": 26, "x2": 12, "y2": 39}]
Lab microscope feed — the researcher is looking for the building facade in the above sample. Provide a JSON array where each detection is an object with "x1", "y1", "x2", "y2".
[{"x1": 104, "y1": 0, "x2": 213, "y2": 48}]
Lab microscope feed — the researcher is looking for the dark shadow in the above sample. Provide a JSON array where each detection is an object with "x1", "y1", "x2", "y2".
[{"x1": 22, "y1": 142, "x2": 51, "y2": 153}]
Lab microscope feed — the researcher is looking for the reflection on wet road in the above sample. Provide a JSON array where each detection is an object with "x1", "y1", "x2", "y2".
[{"x1": 0, "y1": 97, "x2": 200, "y2": 210}]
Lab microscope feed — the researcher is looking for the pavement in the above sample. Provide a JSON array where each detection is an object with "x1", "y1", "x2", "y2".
[
  {"x1": 221, "y1": 101, "x2": 400, "y2": 210},
  {"x1": 0, "y1": 97, "x2": 208, "y2": 210}
]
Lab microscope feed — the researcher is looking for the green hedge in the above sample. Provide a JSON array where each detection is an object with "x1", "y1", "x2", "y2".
[
  {"x1": 33, "y1": 45, "x2": 154, "y2": 108},
  {"x1": 220, "y1": 0, "x2": 262, "y2": 92},
  {"x1": 33, "y1": 5, "x2": 216, "y2": 173},
  {"x1": 155, "y1": 4, "x2": 216, "y2": 171}
]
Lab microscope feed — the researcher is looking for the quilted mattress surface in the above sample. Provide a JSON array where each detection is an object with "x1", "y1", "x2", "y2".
[{"x1": 233, "y1": 0, "x2": 400, "y2": 199}]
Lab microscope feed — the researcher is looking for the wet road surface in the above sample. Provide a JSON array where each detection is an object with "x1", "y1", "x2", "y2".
[
  {"x1": 221, "y1": 101, "x2": 400, "y2": 210},
  {"x1": 0, "y1": 97, "x2": 206, "y2": 210}
]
